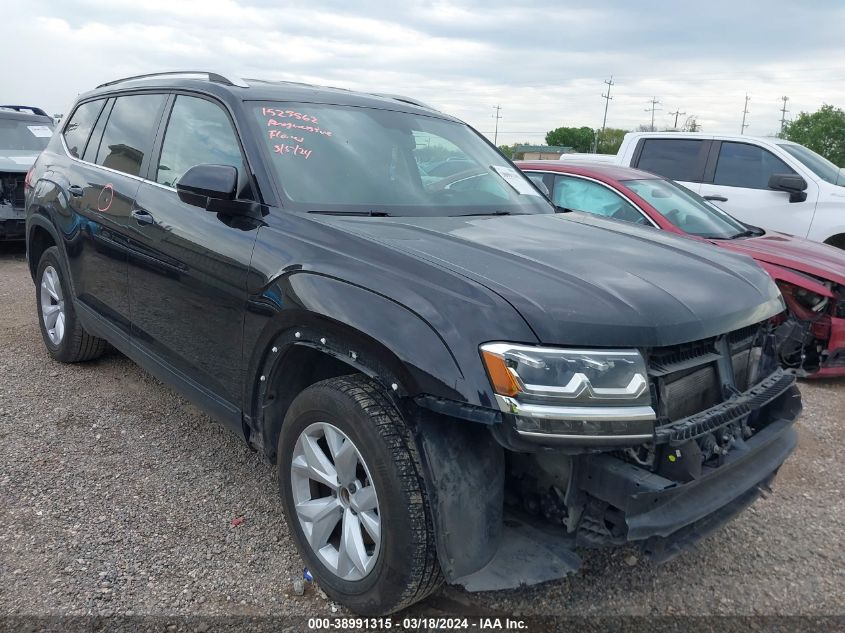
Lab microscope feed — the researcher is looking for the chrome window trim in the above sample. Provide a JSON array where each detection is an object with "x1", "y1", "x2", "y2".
[{"x1": 523, "y1": 170, "x2": 660, "y2": 228}]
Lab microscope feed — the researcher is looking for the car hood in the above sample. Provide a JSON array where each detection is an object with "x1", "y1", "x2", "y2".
[
  {"x1": 0, "y1": 149, "x2": 39, "y2": 173},
  {"x1": 314, "y1": 213, "x2": 784, "y2": 347},
  {"x1": 714, "y1": 232, "x2": 845, "y2": 287}
]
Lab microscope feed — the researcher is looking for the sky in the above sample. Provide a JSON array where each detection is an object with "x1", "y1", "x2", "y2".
[{"x1": 5, "y1": 0, "x2": 845, "y2": 145}]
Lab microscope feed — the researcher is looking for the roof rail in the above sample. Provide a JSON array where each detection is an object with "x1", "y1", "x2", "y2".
[
  {"x1": 0, "y1": 105, "x2": 50, "y2": 117},
  {"x1": 370, "y1": 93, "x2": 438, "y2": 112},
  {"x1": 95, "y1": 71, "x2": 248, "y2": 89}
]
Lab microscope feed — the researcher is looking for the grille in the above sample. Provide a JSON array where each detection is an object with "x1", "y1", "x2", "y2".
[
  {"x1": 0, "y1": 173, "x2": 26, "y2": 208},
  {"x1": 649, "y1": 322, "x2": 766, "y2": 422}
]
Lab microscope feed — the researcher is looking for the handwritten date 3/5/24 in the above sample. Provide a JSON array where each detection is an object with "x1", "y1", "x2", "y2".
[{"x1": 273, "y1": 143, "x2": 312, "y2": 159}]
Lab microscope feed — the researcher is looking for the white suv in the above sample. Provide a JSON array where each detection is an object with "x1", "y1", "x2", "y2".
[{"x1": 563, "y1": 132, "x2": 845, "y2": 248}]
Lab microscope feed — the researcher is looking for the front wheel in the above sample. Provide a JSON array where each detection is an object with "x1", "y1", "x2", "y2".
[{"x1": 277, "y1": 374, "x2": 442, "y2": 615}]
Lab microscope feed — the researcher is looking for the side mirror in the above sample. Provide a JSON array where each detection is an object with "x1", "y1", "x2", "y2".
[
  {"x1": 768, "y1": 173, "x2": 808, "y2": 203},
  {"x1": 176, "y1": 164, "x2": 238, "y2": 204}
]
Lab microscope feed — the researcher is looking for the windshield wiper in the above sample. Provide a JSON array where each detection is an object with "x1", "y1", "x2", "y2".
[
  {"x1": 455, "y1": 210, "x2": 514, "y2": 217},
  {"x1": 308, "y1": 210, "x2": 392, "y2": 217},
  {"x1": 727, "y1": 228, "x2": 762, "y2": 240}
]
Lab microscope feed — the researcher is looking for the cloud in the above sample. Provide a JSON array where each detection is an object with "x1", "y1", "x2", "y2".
[{"x1": 4, "y1": 0, "x2": 845, "y2": 142}]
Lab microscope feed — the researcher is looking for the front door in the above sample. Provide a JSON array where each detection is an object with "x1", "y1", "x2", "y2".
[
  {"x1": 698, "y1": 140, "x2": 819, "y2": 237},
  {"x1": 127, "y1": 94, "x2": 260, "y2": 423}
]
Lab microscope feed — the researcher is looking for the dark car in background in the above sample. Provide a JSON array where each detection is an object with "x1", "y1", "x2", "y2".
[
  {"x1": 1, "y1": 105, "x2": 54, "y2": 240},
  {"x1": 518, "y1": 160, "x2": 845, "y2": 378},
  {"x1": 25, "y1": 72, "x2": 800, "y2": 615}
]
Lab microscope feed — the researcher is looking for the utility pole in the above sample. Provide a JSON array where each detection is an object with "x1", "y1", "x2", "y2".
[
  {"x1": 597, "y1": 75, "x2": 614, "y2": 152},
  {"x1": 779, "y1": 96, "x2": 790, "y2": 135},
  {"x1": 645, "y1": 97, "x2": 661, "y2": 132},
  {"x1": 669, "y1": 108, "x2": 686, "y2": 130},
  {"x1": 741, "y1": 94, "x2": 750, "y2": 134},
  {"x1": 492, "y1": 105, "x2": 502, "y2": 146}
]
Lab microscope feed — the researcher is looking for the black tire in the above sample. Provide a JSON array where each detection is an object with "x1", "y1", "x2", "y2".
[
  {"x1": 277, "y1": 374, "x2": 442, "y2": 615},
  {"x1": 35, "y1": 246, "x2": 107, "y2": 363}
]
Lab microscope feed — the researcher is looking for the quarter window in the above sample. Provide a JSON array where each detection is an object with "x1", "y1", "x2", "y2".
[
  {"x1": 636, "y1": 139, "x2": 708, "y2": 182},
  {"x1": 96, "y1": 94, "x2": 166, "y2": 177},
  {"x1": 156, "y1": 96, "x2": 246, "y2": 191},
  {"x1": 62, "y1": 100, "x2": 105, "y2": 158},
  {"x1": 552, "y1": 175, "x2": 648, "y2": 225},
  {"x1": 713, "y1": 142, "x2": 797, "y2": 189}
]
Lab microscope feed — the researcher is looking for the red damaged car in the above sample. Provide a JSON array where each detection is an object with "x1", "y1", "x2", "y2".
[{"x1": 517, "y1": 160, "x2": 845, "y2": 378}]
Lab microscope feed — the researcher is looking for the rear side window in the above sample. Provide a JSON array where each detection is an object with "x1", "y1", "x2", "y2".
[
  {"x1": 156, "y1": 96, "x2": 245, "y2": 190},
  {"x1": 96, "y1": 94, "x2": 166, "y2": 177},
  {"x1": 62, "y1": 100, "x2": 105, "y2": 158},
  {"x1": 635, "y1": 139, "x2": 708, "y2": 182},
  {"x1": 713, "y1": 142, "x2": 796, "y2": 189}
]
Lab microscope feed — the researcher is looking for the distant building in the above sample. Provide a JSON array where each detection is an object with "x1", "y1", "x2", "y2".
[{"x1": 513, "y1": 145, "x2": 574, "y2": 160}]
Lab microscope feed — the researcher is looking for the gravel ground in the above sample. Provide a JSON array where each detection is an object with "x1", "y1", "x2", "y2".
[{"x1": 1, "y1": 241, "x2": 844, "y2": 624}]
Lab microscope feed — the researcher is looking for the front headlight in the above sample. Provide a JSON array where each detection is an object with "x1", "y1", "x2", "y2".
[{"x1": 480, "y1": 343, "x2": 656, "y2": 444}]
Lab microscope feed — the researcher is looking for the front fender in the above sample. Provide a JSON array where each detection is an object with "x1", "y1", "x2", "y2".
[{"x1": 243, "y1": 271, "x2": 471, "y2": 412}]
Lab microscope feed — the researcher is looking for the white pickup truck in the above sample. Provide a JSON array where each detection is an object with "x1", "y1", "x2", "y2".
[{"x1": 561, "y1": 132, "x2": 845, "y2": 248}]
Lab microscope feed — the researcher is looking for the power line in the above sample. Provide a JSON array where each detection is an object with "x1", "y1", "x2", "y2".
[
  {"x1": 779, "y1": 96, "x2": 790, "y2": 134},
  {"x1": 645, "y1": 97, "x2": 661, "y2": 131},
  {"x1": 492, "y1": 104, "x2": 502, "y2": 145},
  {"x1": 597, "y1": 75, "x2": 614, "y2": 152},
  {"x1": 668, "y1": 108, "x2": 686, "y2": 130},
  {"x1": 741, "y1": 93, "x2": 750, "y2": 134}
]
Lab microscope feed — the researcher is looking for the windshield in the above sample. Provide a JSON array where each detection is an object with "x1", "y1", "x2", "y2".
[
  {"x1": 623, "y1": 178, "x2": 750, "y2": 239},
  {"x1": 252, "y1": 102, "x2": 552, "y2": 216},
  {"x1": 0, "y1": 118, "x2": 53, "y2": 152},
  {"x1": 777, "y1": 143, "x2": 844, "y2": 186}
]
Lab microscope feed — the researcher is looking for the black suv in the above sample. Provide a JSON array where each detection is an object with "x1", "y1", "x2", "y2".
[
  {"x1": 1, "y1": 105, "x2": 54, "y2": 240},
  {"x1": 25, "y1": 72, "x2": 801, "y2": 615}
]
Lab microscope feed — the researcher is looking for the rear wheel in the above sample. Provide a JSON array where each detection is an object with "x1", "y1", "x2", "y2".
[
  {"x1": 277, "y1": 374, "x2": 442, "y2": 615},
  {"x1": 36, "y1": 246, "x2": 107, "y2": 363}
]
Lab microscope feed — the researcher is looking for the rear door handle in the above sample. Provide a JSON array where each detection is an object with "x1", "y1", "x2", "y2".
[
  {"x1": 131, "y1": 209, "x2": 155, "y2": 225},
  {"x1": 67, "y1": 185, "x2": 84, "y2": 197},
  {"x1": 703, "y1": 195, "x2": 728, "y2": 202}
]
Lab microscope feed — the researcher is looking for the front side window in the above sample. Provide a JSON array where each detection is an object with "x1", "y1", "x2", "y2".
[
  {"x1": 778, "y1": 143, "x2": 844, "y2": 186},
  {"x1": 251, "y1": 102, "x2": 551, "y2": 217},
  {"x1": 96, "y1": 94, "x2": 166, "y2": 177},
  {"x1": 636, "y1": 139, "x2": 708, "y2": 182},
  {"x1": 552, "y1": 175, "x2": 648, "y2": 225},
  {"x1": 157, "y1": 96, "x2": 245, "y2": 190},
  {"x1": 714, "y1": 142, "x2": 796, "y2": 189},
  {"x1": 62, "y1": 100, "x2": 104, "y2": 158},
  {"x1": 624, "y1": 178, "x2": 749, "y2": 239}
]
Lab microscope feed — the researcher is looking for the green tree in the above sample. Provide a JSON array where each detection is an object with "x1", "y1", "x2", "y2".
[
  {"x1": 596, "y1": 127, "x2": 627, "y2": 154},
  {"x1": 545, "y1": 126, "x2": 595, "y2": 152},
  {"x1": 783, "y1": 104, "x2": 845, "y2": 166},
  {"x1": 498, "y1": 144, "x2": 514, "y2": 159}
]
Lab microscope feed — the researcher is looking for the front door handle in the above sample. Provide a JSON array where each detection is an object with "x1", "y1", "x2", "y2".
[
  {"x1": 131, "y1": 209, "x2": 155, "y2": 225},
  {"x1": 67, "y1": 185, "x2": 84, "y2": 197},
  {"x1": 703, "y1": 195, "x2": 728, "y2": 202}
]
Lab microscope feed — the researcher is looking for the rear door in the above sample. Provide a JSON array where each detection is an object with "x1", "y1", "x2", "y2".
[
  {"x1": 698, "y1": 140, "x2": 819, "y2": 237},
  {"x1": 127, "y1": 93, "x2": 261, "y2": 423},
  {"x1": 631, "y1": 137, "x2": 711, "y2": 193},
  {"x1": 59, "y1": 94, "x2": 167, "y2": 334}
]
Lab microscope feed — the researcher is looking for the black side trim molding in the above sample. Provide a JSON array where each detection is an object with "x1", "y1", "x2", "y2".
[{"x1": 75, "y1": 300, "x2": 243, "y2": 433}]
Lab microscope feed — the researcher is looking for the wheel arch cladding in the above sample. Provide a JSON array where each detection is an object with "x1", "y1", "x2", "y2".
[
  {"x1": 27, "y1": 221, "x2": 58, "y2": 281},
  {"x1": 246, "y1": 274, "x2": 467, "y2": 462}
]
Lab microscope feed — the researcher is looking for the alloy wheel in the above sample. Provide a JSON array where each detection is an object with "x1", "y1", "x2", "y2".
[
  {"x1": 40, "y1": 265, "x2": 65, "y2": 345},
  {"x1": 290, "y1": 422, "x2": 381, "y2": 581}
]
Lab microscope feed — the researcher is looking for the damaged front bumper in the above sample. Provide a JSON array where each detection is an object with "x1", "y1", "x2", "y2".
[{"x1": 450, "y1": 370, "x2": 801, "y2": 592}]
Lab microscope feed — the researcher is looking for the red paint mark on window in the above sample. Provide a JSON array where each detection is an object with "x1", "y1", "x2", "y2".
[{"x1": 274, "y1": 144, "x2": 312, "y2": 159}]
